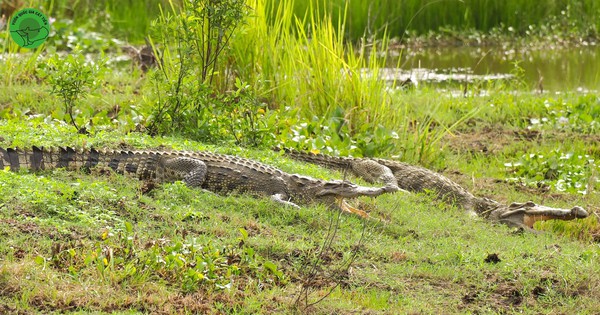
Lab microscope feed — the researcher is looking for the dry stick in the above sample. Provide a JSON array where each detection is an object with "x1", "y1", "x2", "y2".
[
  {"x1": 294, "y1": 209, "x2": 343, "y2": 308},
  {"x1": 306, "y1": 220, "x2": 368, "y2": 309},
  {"x1": 295, "y1": 168, "x2": 370, "y2": 310}
]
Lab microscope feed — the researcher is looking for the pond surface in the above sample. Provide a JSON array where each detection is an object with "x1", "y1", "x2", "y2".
[{"x1": 387, "y1": 46, "x2": 600, "y2": 92}]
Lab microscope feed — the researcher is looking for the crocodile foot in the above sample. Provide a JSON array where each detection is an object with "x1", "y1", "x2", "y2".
[{"x1": 337, "y1": 198, "x2": 369, "y2": 218}]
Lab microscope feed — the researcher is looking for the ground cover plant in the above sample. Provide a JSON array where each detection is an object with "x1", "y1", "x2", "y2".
[{"x1": 0, "y1": 0, "x2": 599, "y2": 313}]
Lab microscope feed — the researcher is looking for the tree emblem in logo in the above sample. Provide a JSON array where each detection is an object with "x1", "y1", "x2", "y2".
[{"x1": 9, "y1": 8, "x2": 50, "y2": 49}]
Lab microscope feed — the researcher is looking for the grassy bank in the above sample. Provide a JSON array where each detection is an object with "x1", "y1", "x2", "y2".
[
  {"x1": 0, "y1": 0, "x2": 599, "y2": 313},
  {"x1": 0, "y1": 114, "x2": 598, "y2": 313}
]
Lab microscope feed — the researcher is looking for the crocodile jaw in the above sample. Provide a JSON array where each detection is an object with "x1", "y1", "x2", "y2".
[
  {"x1": 282, "y1": 179, "x2": 390, "y2": 217},
  {"x1": 315, "y1": 180, "x2": 390, "y2": 199},
  {"x1": 493, "y1": 201, "x2": 589, "y2": 228}
]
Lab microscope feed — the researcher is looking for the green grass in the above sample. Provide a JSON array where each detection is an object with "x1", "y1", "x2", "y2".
[
  {"x1": 283, "y1": 0, "x2": 600, "y2": 40},
  {"x1": 231, "y1": 0, "x2": 397, "y2": 131},
  {"x1": 0, "y1": 0, "x2": 599, "y2": 313},
  {"x1": 44, "y1": 0, "x2": 170, "y2": 43},
  {"x1": 0, "y1": 112, "x2": 598, "y2": 313}
]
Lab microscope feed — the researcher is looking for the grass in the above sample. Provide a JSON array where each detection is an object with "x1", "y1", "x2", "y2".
[
  {"x1": 231, "y1": 0, "x2": 397, "y2": 132},
  {"x1": 44, "y1": 0, "x2": 170, "y2": 43},
  {"x1": 0, "y1": 0, "x2": 599, "y2": 313},
  {"x1": 0, "y1": 102, "x2": 598, "y2": 313},
  {"x1": 284, "y1": 0, "x2": 600, "y2": 41}
]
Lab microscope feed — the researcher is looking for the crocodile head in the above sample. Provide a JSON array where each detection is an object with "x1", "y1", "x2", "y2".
[
  {"x1": 489, "y1": 201, "x2": 588, "y2": 229},
  {"x1": 287, "y1": 175, "x2": 391, "y2": 217},
  {"x1": 314, "y1": 180, "x2": 392, "y2": 198},
  {"x1": 315, "y1": 180, "x2": 391, "y2": 217}
]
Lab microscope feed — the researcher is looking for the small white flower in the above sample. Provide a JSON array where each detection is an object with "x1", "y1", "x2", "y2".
[{"x1": 557, "y1": 116, "x2": 569, "y2": 125}]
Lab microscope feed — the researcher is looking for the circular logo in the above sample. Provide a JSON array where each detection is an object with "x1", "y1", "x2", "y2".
[{"x1": 9, "y1": 8, "x2": 50, "y2": 49}]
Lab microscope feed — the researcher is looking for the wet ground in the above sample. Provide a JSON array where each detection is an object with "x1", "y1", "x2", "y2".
[{"x1": 383, "y1": 46, "x2": 600, "y2": 91}]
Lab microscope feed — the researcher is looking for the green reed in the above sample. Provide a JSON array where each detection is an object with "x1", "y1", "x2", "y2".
[{"x1": 278, "y1": 0, "x2": 600, "y2": 40}]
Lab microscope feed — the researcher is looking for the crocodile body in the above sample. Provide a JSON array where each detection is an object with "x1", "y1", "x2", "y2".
[
  {"x1": 283, "y1": 149, "x2": 589, "y2": 229},
  {"x1": 0, "y1": 147, "x2": 395, "y2": 215}
]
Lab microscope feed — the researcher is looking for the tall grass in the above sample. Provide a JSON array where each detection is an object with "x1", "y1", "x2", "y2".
[
  {"x1": 228, "y1": 0, "x2": 475, "y2": 163},
  {"x1": 231, "y1": 0, "x2": 397, "y2": 134},
  {"x1": 42, "y1": 0, "x2": 171, "y2": 42},
  {"x1": 278, "y1": 0, "x2": 600, "y2": 40}
]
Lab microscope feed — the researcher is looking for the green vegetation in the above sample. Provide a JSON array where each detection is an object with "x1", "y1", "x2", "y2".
[
  {"x1": 38, "y1": 52, "x2": 106, "y2": 131},
  {"x1": 286, "y1": 0, "x2": 600, "y2": 42},
  {"x1": 0, "y1": 0, "x2": 599, "y2": 313}
]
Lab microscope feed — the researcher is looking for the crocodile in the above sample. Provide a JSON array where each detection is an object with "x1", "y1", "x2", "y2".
[
  {"x1": 281, "y1": 149, "x2": 589, "y2": 229},
  {"x1": 0, "y1": 147, "x2": 397, "y2": 216}
]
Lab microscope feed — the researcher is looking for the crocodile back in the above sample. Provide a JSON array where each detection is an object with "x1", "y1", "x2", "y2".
[
  {"x1": 0, "y1": 147, "x2": 293, "y2": 197},
  {"x1": 0, "y1": 147, "x2": 161, "y2": 179},
  {"x1": 283, "y1": 149, "x2": 353, "y2": 171},
  {"x1": 373, "y1": 158, "x2": 478, "y2": 206}
]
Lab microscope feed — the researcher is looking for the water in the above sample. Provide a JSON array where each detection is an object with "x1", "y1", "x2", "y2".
[{"x1": 386, "y1": 46, "x2": 600, "y2": 92}]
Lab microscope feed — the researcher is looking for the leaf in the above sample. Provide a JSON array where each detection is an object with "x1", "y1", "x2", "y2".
[
  {"x1": 238, "y1": 228, "x2": 248, "y2": 240},
  {"x1": 34, "y1": 255, "x2": 45, "y2": 266},
  {"x1": 263, "y1": 261, "x2": 278, "y2": 273},
  {"x1": 124, "y1": 221, "x2": 133, "y2": 234}
]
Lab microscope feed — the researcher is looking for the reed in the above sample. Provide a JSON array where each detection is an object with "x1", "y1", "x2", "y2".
[
  {"x1": 277, "y1": 0, "x2": 600, "y2": 40},
  {"x1": 42, "y1": 0, "x2": 171, "y2": 42},
  {"x1": 231, "y1": 0, "x2": 397, "y2": 134}
]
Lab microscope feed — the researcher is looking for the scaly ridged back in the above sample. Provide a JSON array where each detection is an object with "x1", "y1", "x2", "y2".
[
  {"x1": 282, "y1": 149, "x2": 501, "y2": 213},
  {"x1": 0, "y1": 147, "x2": 162, "y2": 179},
  {"x1": 283, "y1": 149, "x2": 354, "y2": 171},
  {"x1": 0, "y1": 146, "x2": 301, "y2": 189}
]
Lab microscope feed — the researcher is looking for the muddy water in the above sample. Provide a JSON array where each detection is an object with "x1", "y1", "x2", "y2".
[{"x1": 387, "y1": 46, "x2": 600, "y2": 92}]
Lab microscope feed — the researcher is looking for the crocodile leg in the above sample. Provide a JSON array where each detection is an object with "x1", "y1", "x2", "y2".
[
  {"x1": 160, "y1": 157, "x2": 208, "y2": 187},
  {"x1": 271, "y1": 193, "x2": 301, "y2": 209}
]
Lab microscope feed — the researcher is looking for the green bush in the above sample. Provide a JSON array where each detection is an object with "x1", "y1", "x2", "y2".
[
  {"x1": 145, "y1": 0, "x2": 277, "y2": 147},
  {"x1": 37, "y1": 52, "x2": 106, "y2": 132}
]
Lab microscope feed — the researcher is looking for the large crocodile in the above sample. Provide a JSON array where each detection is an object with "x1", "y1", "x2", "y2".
[
  {"x1": 0, "y1": 147, "x2": 397, "y2": 216},
  {"x1": 282, "y1": 149, "x2": 589, "y2": 229}
]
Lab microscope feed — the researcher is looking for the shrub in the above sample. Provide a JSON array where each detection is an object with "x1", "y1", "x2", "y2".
[{"x1": 37, "y1": 52, "x2": 106, "y2": 132}]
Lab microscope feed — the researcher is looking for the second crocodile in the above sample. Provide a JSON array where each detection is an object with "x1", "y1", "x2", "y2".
[{"x1": 282, "y1": 149, "x2": 589, "y2": 229}]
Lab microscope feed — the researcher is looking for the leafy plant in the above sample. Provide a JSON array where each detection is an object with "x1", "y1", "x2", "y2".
[
  {"x1": 505, "y1": 149, "x2": 599, "y2": 195},
  {"x1": 526, "y1": 96, "x2": 600, "y2": 134},
  {"x1": 146, "y1": 0, "x2": 261, "y2": 144},
  {"x1": 48, "y1": 19, "x2": 120, "y2": 53},
  {"x1": 217, "y1": 79, "x2": 277, "y2": 147},
  {"x1": 37, "y1": 52, "x2": 106, "y2": 132},
  {"x1": 39, "y1": 223, "x2": 285, "y2": 292}
]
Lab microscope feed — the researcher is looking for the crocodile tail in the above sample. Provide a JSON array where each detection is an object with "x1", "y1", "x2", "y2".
[
  {"x1": 0, "y1": 146, "x2": 101, "y2": 172},
  {"x1": 0, "y1": 147, "x2": 22, "y2": 171},
  {"x1": 281, "y1": 148, "x2": 352, "y2": 171}
]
